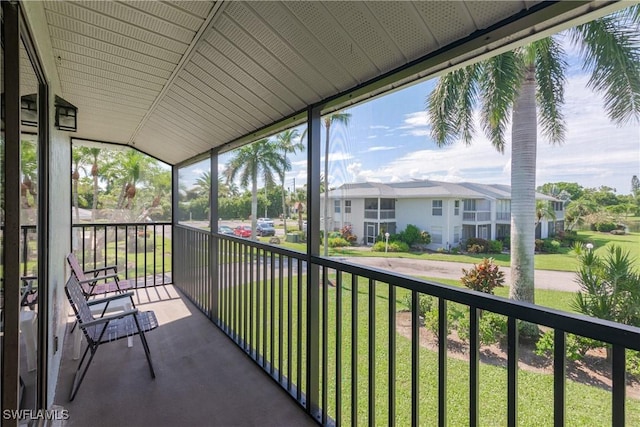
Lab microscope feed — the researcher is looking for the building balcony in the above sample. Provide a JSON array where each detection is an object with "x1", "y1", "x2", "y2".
[
  {"x1": 54, "y1": 284, "x2": 314, "y2": 426},
  {"x1": 496, "y1": 212, "x2": 511, "y2": 221},
  {"x1": 462, "y1": 211, "x2": 491, "y2": 222}
]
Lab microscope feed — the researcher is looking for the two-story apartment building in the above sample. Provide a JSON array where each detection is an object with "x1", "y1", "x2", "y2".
[{"x1": 324, "y1": 180, "x2": 564, "y2": 250}]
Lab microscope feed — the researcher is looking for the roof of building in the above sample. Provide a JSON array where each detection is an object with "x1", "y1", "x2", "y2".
[{"x1": 326, "y1": 180, "x2": 557, "y2": 201}]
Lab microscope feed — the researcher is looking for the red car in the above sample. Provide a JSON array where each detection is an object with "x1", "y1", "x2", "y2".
[{"x1": 234, "y1": 225, "x2": 252, "y2": 238}]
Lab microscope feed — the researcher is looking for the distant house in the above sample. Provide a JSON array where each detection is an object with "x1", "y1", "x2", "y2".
[{"x1": 323, "y1": 180, "x2": 564, "y2": 250}]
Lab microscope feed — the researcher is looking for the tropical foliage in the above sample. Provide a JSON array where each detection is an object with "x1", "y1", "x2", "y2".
[
  {"x1": 427, "y1": 6, "x2": 640, "y2": 307},
  {"x1": 71, "y1": 144, "x2": 171, "y2": 222}
]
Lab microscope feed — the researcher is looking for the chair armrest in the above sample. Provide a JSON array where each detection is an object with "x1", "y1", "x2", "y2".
[
  {"x1": 78, "y1": 273, "x2": 119, "y2": 284},
  {"x1": 86, "y1": 292, "x2": 134, "y2": 306},
  {"x1": 80, "y1": 308, "x2": 139, "y2": 328},
  {"x1": 84, "y1": 265, "x2": 118, "y2": 275}
]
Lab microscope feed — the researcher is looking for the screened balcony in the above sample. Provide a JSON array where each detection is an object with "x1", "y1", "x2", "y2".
[{"x1": 3, "y1": 1, "x2": 639, "y2": 426}]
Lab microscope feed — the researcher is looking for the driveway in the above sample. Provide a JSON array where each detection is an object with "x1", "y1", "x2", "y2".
[{"x1": 337, "y1": 257, "x2": 579, "y2": 292}]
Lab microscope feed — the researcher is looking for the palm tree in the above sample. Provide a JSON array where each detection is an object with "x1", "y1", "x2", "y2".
[
  {"x1": 116, "y1": 150, "x2": 148, "y2": 210},
  {"x1": 428, "y1": 6, "x2": 640, "y2": 306},
  {"x1": 225, "y1": 139, "x2": 287, "y2": 239},
  {"x1": 71, "y1": 147, "x2": 87, "y2": 222},
  {"x1": 274, "y1": 129, "x2": 303, "y2": 234},
  {"x1": 322, "y1": 112, "x2": 350, "y2": 255}
]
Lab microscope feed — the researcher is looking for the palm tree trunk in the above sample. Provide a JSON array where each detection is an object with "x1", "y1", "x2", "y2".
[
  {"x1": 281, "y1": 182, "x2": 287, "y2": 234},
  {"x1": 323, "y1": 122, "x2": 330, "y2": 256},
  {"x1": 73, "y1": 178, "x2": 80, "y2": 223},
  {"x1": 509, "y1": 65, "x2": 537, "y2": 305},
  {"x1": 92, "y1": 173, "x2": 98, "y2": 222}
]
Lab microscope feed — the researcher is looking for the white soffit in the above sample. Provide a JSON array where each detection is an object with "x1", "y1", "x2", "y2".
[{"x1": 40, "y1": 1, "x2": 620, "y2": 165}]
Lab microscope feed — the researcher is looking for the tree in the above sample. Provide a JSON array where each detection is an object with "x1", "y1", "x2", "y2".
[
  {"x1": 274, "y1": 129, "x2": 303, "y2": 233},
  {"x1": 428, "y1": 6, "x2": 640, "y2": 307},
  {"x1": 632, "y1": 175, "x2": 640, "y2": 198},
  {"x1": 322, "y1": 112, "x2": 350, "y2": 255},
  {"x1": 225, "y1": 139, "x2": 286, "y2": 239},
  {"x1": 535, "y1": 200, "x2": 556, "y2": 230}
]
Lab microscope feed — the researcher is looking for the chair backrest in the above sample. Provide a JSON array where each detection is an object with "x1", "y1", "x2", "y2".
[
  {"x1": 65, "y1": 274, "x2": 99, "y2": 344},
  {"x1": 66, "y1": 253, "x2": 87, "y2": 281}
]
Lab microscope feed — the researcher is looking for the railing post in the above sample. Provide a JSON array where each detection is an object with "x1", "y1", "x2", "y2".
[
  {"x1": 306, "y1": 105, "x2": 321, "y2": 418},
  {"x1": 210, "y1": 151, "x2": 219, "y2": 320}
]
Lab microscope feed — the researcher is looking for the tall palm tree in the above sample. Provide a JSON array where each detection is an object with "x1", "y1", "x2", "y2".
[
  {"x1": 194, "y1": 171, "x2": 211, "y2": 198},
  {"x1": 274, "y1": 129, "x2": 302, "y2": 234},
  {"x1": 225, "y1": 139, "x2": 287, "y2": 239},
  {"x1": 84, "y1": 147, "x2": 101, "y2": 221},
  {"x1": 428, "y1": 6, "x2": 640, "y2": 306},
  {"x1": 71, "y1": 147, "x2": 88, "y2": 222},
  {"x1": 322, "y1": 112, "x2": 350, "y2": 255}
]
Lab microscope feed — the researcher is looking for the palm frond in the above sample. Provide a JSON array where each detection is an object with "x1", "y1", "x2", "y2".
[
  {"x1": 479, "y1": 52, "x2": 523, "y2": 152},
  {"x1": 428, "y1": 65, "x2": 480, "y2": 146},
  {"x1": 569, "y1": 7, "x2": 640, "y2": 124},
  {"x1": 534, "y1": 37, "x2": 567, "y2": 144}
]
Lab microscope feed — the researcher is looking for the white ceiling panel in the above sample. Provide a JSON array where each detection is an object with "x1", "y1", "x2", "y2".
[{"x1": 36, "y1": 0, "x2": 616, "y2": 165}]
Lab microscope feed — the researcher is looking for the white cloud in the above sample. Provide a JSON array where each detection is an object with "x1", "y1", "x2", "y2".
[
  {"x1": 370, "y1": 125, "x2": 390, "y2": 130},
  {"x1": 322, "y1": 151, "x2": 354, "y2": 162},
  {"x1": 366, "y1": 146, "x2": 396, "y2": 152}
]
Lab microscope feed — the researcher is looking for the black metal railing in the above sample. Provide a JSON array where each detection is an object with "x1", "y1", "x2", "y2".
[
  {"x1": 72, "y1": 222, "x2": 172, "y2": 287},
  {"x1": 173, "y1": 224, "x2": 640, "y2": 426}
]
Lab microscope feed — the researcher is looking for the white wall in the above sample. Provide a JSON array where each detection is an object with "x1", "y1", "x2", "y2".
[
  {"x1": 395, "y1": 198, "x2": 463, "y2": 250},
  {"x1": 23, "y1": 1, "x2": 72, "y2": 406}
]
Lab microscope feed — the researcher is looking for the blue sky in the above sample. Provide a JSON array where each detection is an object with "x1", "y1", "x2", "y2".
[
  {"x1": 279, "y1": 65, "x2": 639, "y2": 195},
  {"x1": 194, "y1": 41, "x2": 640, "y2": 196}
]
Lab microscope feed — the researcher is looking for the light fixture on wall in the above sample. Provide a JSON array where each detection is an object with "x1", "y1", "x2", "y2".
[
  {"x1": 20, "y1": 93, "x2": 38, "y2": 127},
  {"x1": 55, "y1": 95, "x2": 77, "y2": 132}
]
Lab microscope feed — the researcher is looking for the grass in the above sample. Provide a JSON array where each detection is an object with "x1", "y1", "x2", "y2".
[
  {"x1": 260, "y1": 230, "x2": 640, "y2": 273},
  {"x1": 209, "y1": 270, "x2": 640, "y2": 426}
]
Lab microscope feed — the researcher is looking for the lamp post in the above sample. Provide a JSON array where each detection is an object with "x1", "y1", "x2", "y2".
[
  {"x1": 385, "y1": 232, "x2": 390, "y2": 253},
  {"x1": 586, "y1": 243, "x2": 594, "y2": 252}
]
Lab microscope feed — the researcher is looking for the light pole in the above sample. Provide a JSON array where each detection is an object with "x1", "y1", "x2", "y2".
[
  {"x1": 385, "y1": 232, "x2": 390, "y2": 253},
  {"x1": 586, "y1": 242, "x2": 594, "y2": 252}
]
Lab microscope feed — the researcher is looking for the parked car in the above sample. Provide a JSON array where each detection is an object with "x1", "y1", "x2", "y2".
[
  {"x1": 256, "y1": 224, "x2": 275, "y2": 237},
  {"x1": 257, "y1": 217, "x2": 274, "y2": 227},
  {"x1": 233, "y1": 225, "x2": 252, "y2": 238},
  {"x1": 218, "y1": 225, "x2": 234, "y2": 235}
]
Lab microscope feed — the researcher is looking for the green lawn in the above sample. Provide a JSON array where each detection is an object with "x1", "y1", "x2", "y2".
[
  {"x1": 210, "y1": 272, "x2": 640, "y2": 426},
  {"x1": 261, "y1": 230, "x2": 640, "y2": 273}
]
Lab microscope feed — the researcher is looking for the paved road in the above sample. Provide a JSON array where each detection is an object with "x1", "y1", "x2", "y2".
[{"x1": 337, "y1": 257, "x2": 579, "y2": 292}]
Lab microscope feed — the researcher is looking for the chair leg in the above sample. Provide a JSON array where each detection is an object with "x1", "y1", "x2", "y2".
[
  {"x1": 134, "y1": 317, "x2": 155, "y2": 378},
  {"x1": 69, "y1": 345, "x2": 98, "y2": 401}
]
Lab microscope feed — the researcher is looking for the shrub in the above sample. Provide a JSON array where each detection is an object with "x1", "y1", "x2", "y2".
[
  {"x1": 328, "y1": 237, "x2": 350, "y2": 247},
  {"x1": 458, "y1": 311, "x2": 508, "y2": 345},
  {"x1": 594, "y1": 222, "x2": 617, "y2": 232},
  {"x1": 465, "y1": 238, "x2": 489, "y2": 253},
  {"x1": 371, "y1": 241, "x2": 410, "y2": 252},
  {"x1": 535, "y1": 330, "x2": 601, "y2": 361},
  {"x1": 488, "y1": 240, "x2": 503, "y2": 253},
  {"x1": 535, "y1": 239, "x2": 544, "y2": 252},
  {"x1": 460, "y1": 258, "x2": 505, "y2": 294},
  {"x1": 401, "y1": 293, "x2": 433, "y2": 318},
  {"x1": 340, "y1": 225, "x2": 358, "y2": 244},
  {"x1": 451, "y1": 247, "x2": 460, "y2": 255},
  {"x1": 541, "y1": 239, "x2": 561, "y2": 254},
  {"x1": 467, "y1": 244, "x2": 484, "y2": 254},
  {"x1": 573, "y1": 245, "x2": 640, "y2": 327}
]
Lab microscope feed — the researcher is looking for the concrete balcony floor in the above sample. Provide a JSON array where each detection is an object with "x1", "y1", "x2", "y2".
[{"x1": 54, "y1": 285, "x2": 315, "y2": 427}]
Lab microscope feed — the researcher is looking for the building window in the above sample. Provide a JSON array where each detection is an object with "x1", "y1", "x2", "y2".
[
  {"x1": 365, "y1": 198, "x2": 378, "y2": 210},
  {"x1": 345, "y1": 200, "x2": 351, "y2": 213},
  {"x1": 334, "y1": 199, "x2": 340, "y2": 213},
  {"x1": 432, "y1": 200, "x2": 443, "y2": 216},
  {"x1": 431, "y1": 226, "x2": 443, "y2": 244},
  {"x1": 380, "y1": 198, "x2": 395, "y2": 210},
  {"x1": 464, "y1": 199, "x2": 476, "y2": 211},
  {"x1": 454, "y1": 200, "x2": 460, "y2": 216},
  {"x1": 453, "y1": 226, "x2": 460, "y2": 243}
]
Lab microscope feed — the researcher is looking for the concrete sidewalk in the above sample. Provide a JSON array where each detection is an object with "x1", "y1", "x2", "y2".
[{"x1": 338, "y1": 256, "x2": 579, "y2": 292}]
